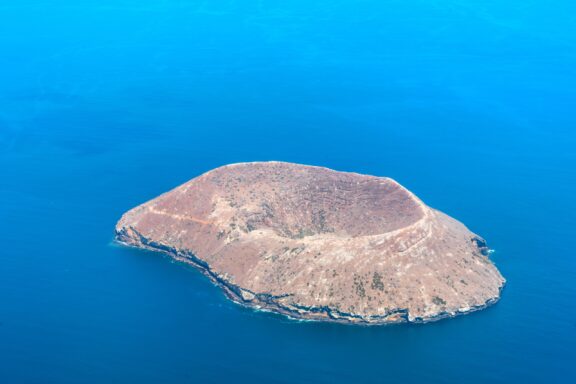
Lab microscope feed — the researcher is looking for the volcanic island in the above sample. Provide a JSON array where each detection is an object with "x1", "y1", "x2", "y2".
[{"x1": 115, "y1": 162, "x2": 505, "y2": 324}]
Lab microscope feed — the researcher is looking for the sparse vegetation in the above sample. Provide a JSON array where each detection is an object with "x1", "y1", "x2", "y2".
[
  {"x1": 353, "y1": 275, "x2": 366, "y2": 298},
  {"x1": 432, "y1": 296, "x2": 446, "y2": 306},
  {"x1": 371, "y1": 271, "x2": 385, "y2": 291}
]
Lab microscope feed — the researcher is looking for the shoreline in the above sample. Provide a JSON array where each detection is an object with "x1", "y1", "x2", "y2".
[{"x1": 115, "y1": 228, "x2": 504, "y2": 326}]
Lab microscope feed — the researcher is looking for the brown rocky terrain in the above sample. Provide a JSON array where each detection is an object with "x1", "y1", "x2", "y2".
[{"x1": 115, "y1": 162, "x2": 505, "y2": 324}]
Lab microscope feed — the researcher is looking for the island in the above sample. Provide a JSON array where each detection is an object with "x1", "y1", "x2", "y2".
[{"x1": 115, "y1": 162, "x2": 505, "y2": 324}]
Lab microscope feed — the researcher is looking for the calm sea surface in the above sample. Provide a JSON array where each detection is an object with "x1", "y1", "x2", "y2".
[{"x1": 1, "y1": 1, "x2": 575, "y2": 383}]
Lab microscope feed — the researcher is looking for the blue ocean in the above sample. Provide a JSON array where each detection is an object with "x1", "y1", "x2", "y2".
[{"x1": 1, "y1": 1, "x2": 575, "y2": 382}]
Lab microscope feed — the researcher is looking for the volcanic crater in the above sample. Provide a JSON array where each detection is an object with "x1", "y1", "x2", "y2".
[{"x1": 116, "y1": 162, "x2": 505, "y2": 324}]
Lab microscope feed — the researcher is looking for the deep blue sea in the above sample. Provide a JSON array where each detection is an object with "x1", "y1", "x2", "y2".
[{"x1": 1, "y1": 1, "x2": 575, "y2": 383}]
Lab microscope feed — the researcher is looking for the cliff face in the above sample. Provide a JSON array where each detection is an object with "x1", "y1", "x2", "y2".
[{"x1": 115, "y1": 162, "x2": 505, "y2": 324}]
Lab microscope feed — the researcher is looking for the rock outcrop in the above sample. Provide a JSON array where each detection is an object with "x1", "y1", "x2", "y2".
[{"x1": 115, "y1": 162, "x2": 505, "y2": 324}]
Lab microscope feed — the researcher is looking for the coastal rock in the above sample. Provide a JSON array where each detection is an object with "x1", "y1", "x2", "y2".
[{"x1": 115, "y1": 162, "x2": 505, "y2": 324}]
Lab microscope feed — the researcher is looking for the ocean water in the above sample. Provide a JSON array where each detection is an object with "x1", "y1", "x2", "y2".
[{"x1": 1, "y1": 1, "x2": 575, "y2": 382}]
